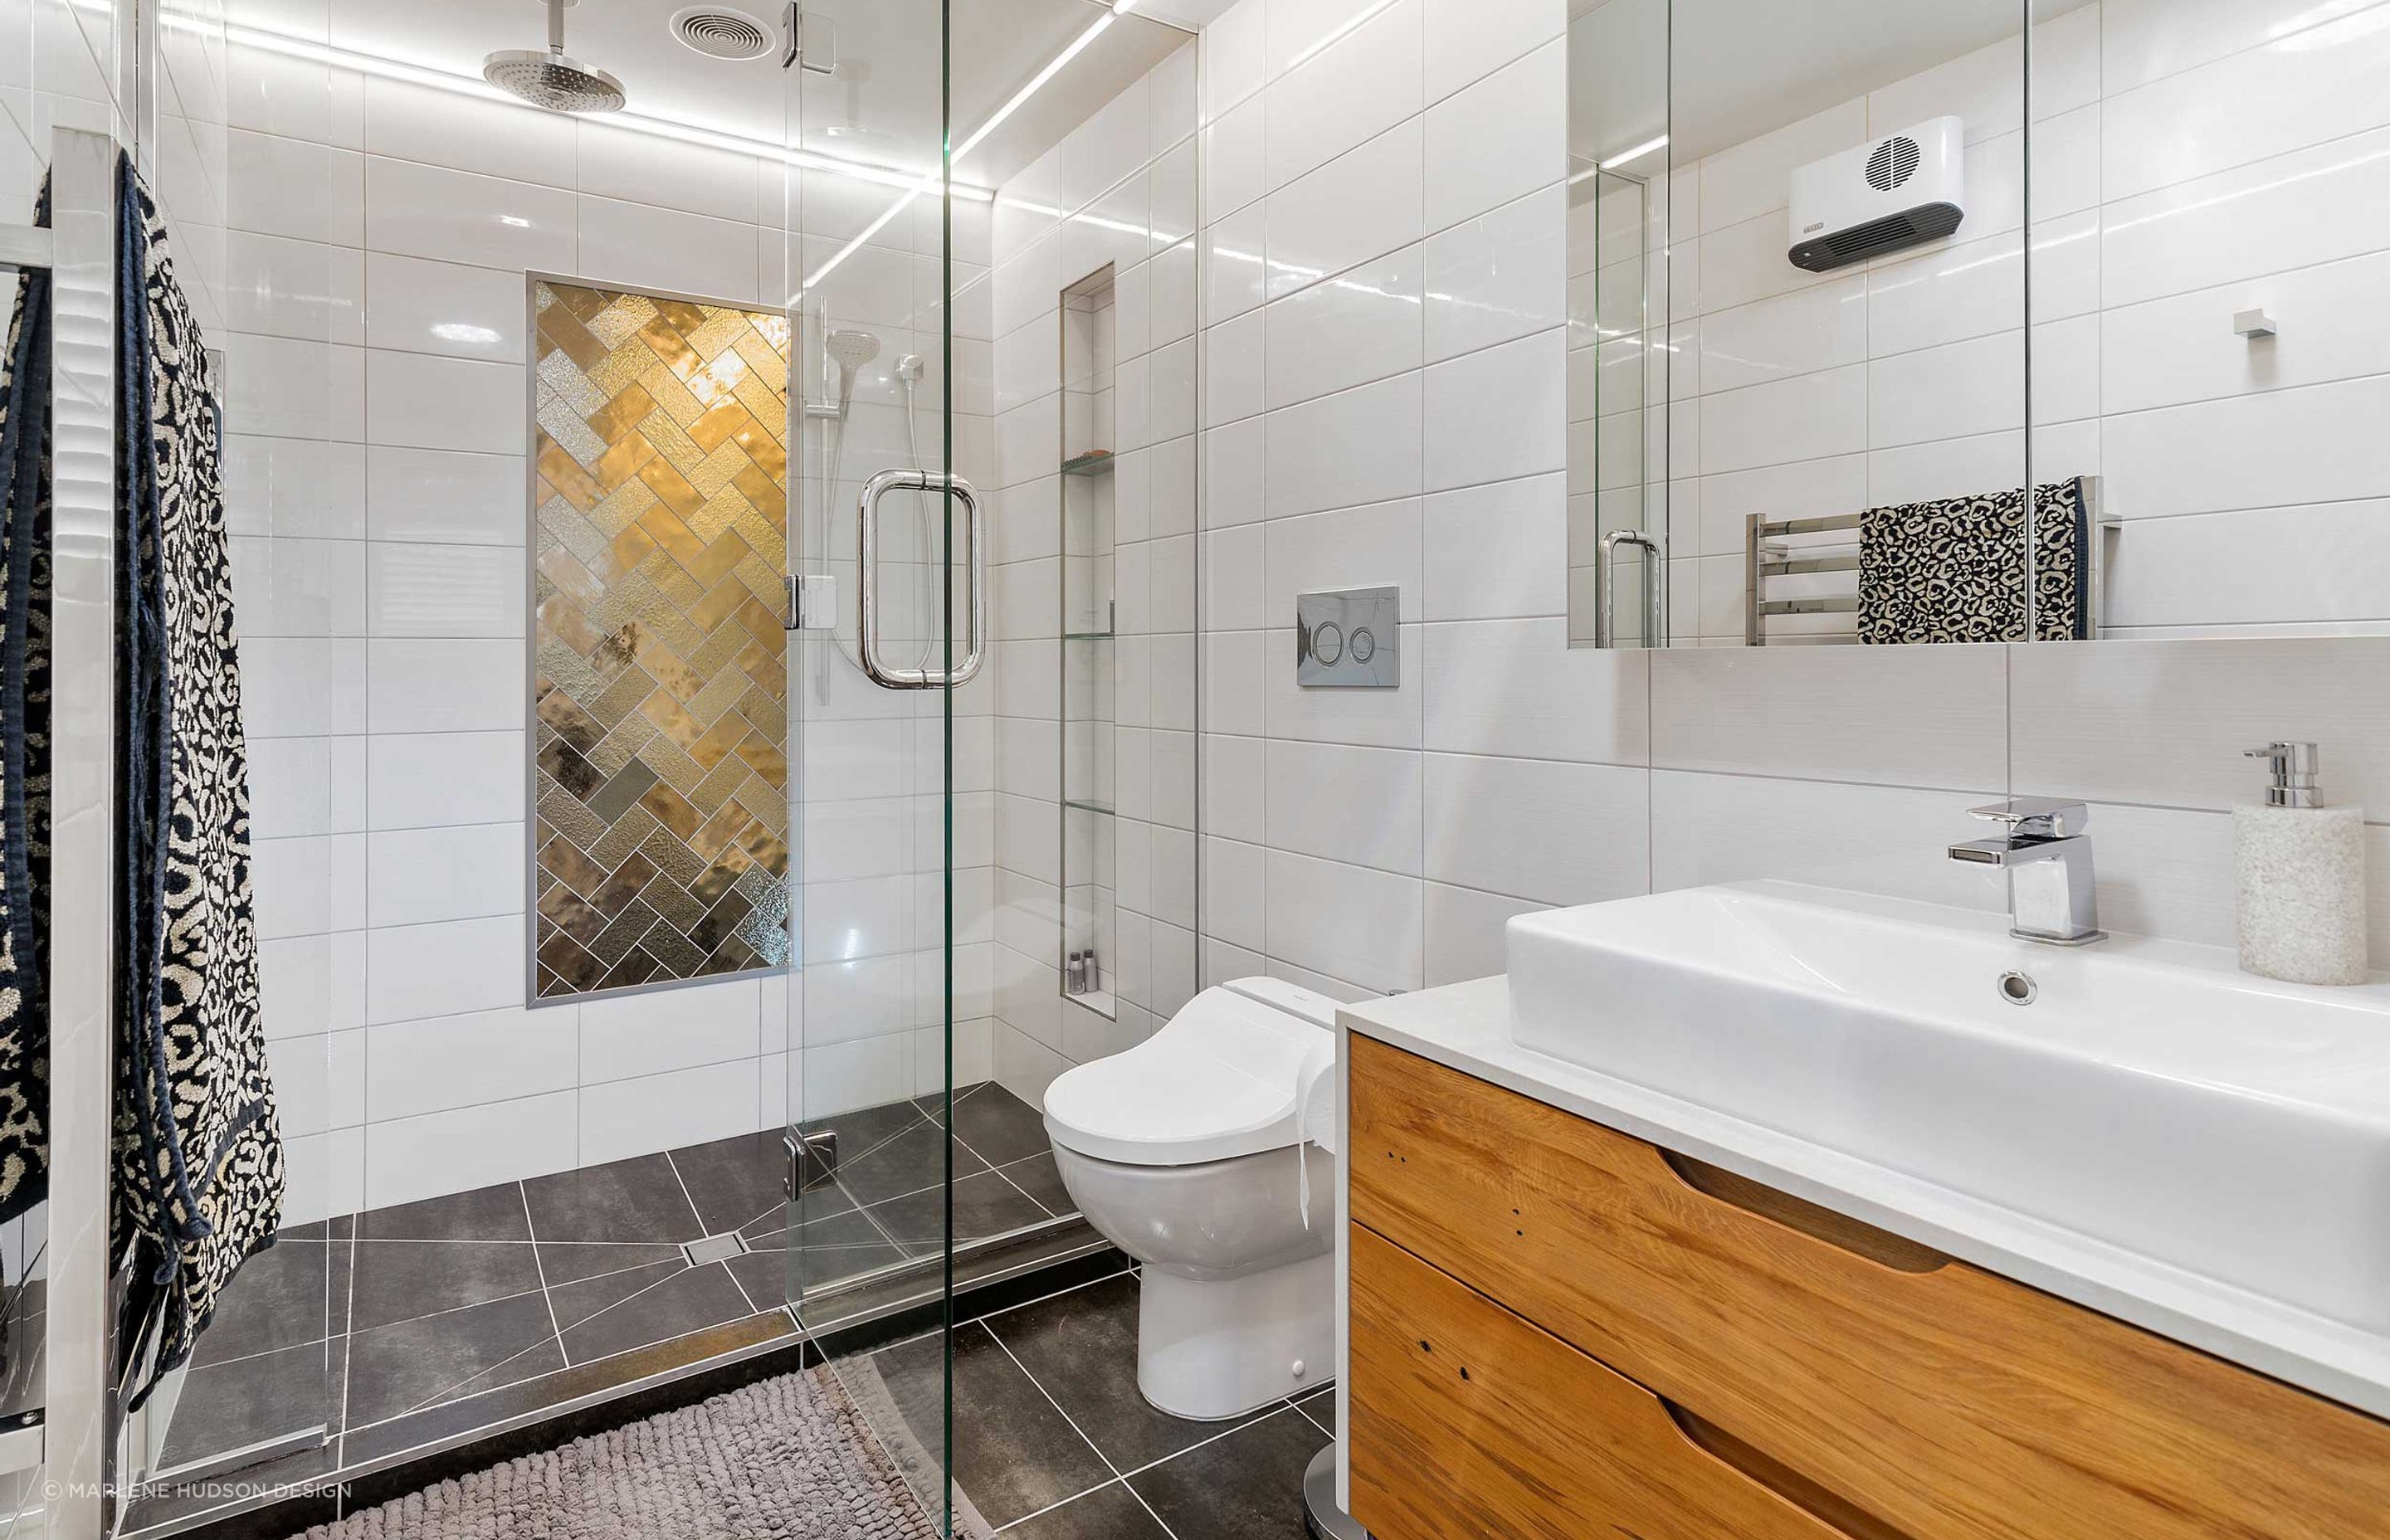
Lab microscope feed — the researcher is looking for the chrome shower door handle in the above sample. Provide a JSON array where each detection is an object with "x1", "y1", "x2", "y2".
[
  {"x1": 1597, "y1": 529, "x2": 1666, "y2": 648},
  {"x1": 856, "y1": 467, "x2": 985, "y2": 690}
]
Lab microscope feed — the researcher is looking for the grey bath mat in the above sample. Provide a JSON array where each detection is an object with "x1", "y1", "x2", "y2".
[{"x1": 304, "y1": 1367, "x2": 939, "y2": 1539}]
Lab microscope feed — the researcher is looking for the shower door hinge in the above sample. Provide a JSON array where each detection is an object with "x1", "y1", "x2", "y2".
[
  {"x1": 788, "y1": 573, "x2": 836, "y2": 631},
  {"x1": 784, "y1": 7, "x2": 837, "y2": 74},
  {"x1": 787, "y1": 1129, "x2": 840, "y2": 1197}
]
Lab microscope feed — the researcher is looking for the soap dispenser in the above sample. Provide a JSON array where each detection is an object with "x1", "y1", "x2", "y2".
[{"x1": 2236, "y1": 741, "x2": 2368, "y2": 985}]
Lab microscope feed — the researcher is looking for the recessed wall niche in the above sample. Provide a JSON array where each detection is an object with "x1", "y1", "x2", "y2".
[{"x1": 528, "y1": 278, "x2": 793, "y2": 1001}]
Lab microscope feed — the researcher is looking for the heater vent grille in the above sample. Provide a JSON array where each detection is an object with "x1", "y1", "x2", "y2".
[{"x1": 1866, "y1": 134, "x2": 1923, "y2": 192}]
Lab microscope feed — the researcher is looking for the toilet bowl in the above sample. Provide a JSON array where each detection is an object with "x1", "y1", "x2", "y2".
[{"x1": 1043, "y1": 977, "x2": 1340, "y2": 1421}]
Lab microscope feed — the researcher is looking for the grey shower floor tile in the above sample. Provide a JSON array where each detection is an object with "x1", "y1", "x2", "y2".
[
  {"x1": 871, "y1": 1323, "x2": 1115, "y2": 1530},
  {"x1": 356, "y1": 1182, "x2": 531, "y2": 1243},
  {"x1": 948, "y1": 1083, "x2": 1052, "y2": 1167},
  {"x1": 558, "y1": 1260, "x2": 755, "y2": 1367},
  {"x1": 836, "y1": 1118, "x2": 988, "y2": 1207},
  {"x1": 346, "y1": 1240, "x2": 545, "y2": 1333},
  {"x1": 670, "y1": 1129, "x2": 791, "y2": 1235},
  {"x1": 1002, "y1": 1481, "x2": 1173, "y2": 1539},
  {"x1": 524, "y1": 1152, "x2": 709, "y2": 1245},
  {"x1": 342, "y1": 1290, "x2": 559, "y2": 1428},
  {"x1": 864, "y1": 1167, "x2": 1048, "y2": 1253}
]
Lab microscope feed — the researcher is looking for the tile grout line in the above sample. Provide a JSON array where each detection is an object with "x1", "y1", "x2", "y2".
[
  {"x1": 978, "y1": 1322, "x2": 1185, "y2": 1540},
  {"x1": 518, "y1": 1181, "x2": 568, "y2": 1351}
]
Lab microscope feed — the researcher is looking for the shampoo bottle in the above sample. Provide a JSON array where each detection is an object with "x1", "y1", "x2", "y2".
[{"x1": 2236, "y1": 741, "x2": 2368, "y2": 985}]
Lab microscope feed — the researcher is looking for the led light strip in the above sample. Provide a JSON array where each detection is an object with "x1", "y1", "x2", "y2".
[
  {"x1": 215, "y1": 21, "x2": 997, "y2": 204},
  {"x1": 806, "y1": 0, "x2": 1145, "y2": 288}
]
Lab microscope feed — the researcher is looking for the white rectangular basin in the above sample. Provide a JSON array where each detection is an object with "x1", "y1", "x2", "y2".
[{"x1": 1506, "y1": 881, "x2": 2390, "y2": 1333}]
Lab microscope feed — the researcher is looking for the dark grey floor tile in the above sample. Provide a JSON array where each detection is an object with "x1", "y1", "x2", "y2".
[
  {"x1": 329, "y1": 1233, "x2": 354, "y2": 1338},
  {"x1": 523, "y1": 1153, "x2": 705, "y2": 1245},
  {"x1": 872, "y1": 1323, "x2": 1114, "y2": 1530},
  {"x1": 424, "y1": 1336, "x2": 569, "y2": 1408},
  {"x1": 356, "y1": 1182, "x2": 530, "y2": 1242},
  {"x1": 343, "y1": 1291, "x2": 558, "y2": 1427},
  {"x1": 534, "y1": 1240, "x2": 686, "y2": 1288},
  {"x1": 866, "y1": 1167, "x2": 1047, "y2": 1252},
  {"x1": 1295, "y1": 1384, "x2": 1336, "y2": 1436},
  {"x1": 912, "y1": 1080, "x2": 991, "y2": 1125},
  {"x1": 549, "y1": 1259, "x2": 685, "y2": 1330},
  {"x1": 1002, "y1": 1481, "x2": 1172, "y2": 1540},
  {"x1": 810, "y1": 1095, "x2": 930, "y2": 1157},
  {"x1": 986, "y1": 1274, "x2": 1249, "y2": 1472},
  {"x1": 778, "y1": 1207, "x2": 910, "y2": 1284},
  {"x1": 190, "y1": 1238, "x2": 330, "y2": 1366},
  {"x1": 559, "y1": 1260, "x2": 754, "y2": 1366},
  {"x1": 157, "y1": 1340, "x2": 334, "y2": 1469},
  {"x1": 1129, "y1": 1406, "x2": 1329, "y2": 1539},
  {"x1": 670, "y1": 1129, "x2": 788, "y2": 1235},
  {"x1": 724, "y1": 1246, "x2": 790, "y2": 1314},
  {"x1": 998, "y1": 1152, "x2": 1074, "y2": 1216},
  {"x1": 949, "y1": 1084, "x2": 1051, "y2": 1167},
  {"x1": 347, "y1": 1240, "x2": 544, "y2": 1333},
  {"x1": 836, "y1": 1118, "x2": 986, "y2": 1207}
]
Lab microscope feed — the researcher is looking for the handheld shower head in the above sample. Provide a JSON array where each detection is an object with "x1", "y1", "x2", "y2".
[
  {"x1": 824, "y1": 328, "x2": 881, "y2": 409},
  {"x1": 485, "y1": 0, "x2": 627, "y2": 115}
]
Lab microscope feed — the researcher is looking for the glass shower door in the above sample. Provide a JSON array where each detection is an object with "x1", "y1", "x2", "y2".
[{"x1": 778, "y1": 0, "x2": 964, "y2": 1525}]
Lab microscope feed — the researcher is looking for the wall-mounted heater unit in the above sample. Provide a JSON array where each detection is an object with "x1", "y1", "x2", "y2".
[{"x1": 1787, "y1": 115, "x2": 1964, "y2": 271}]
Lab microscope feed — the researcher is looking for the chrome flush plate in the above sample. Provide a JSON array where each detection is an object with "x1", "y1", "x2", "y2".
[{"x1": 1297, "y1": 587, "x2": 1399, "y2": 688}]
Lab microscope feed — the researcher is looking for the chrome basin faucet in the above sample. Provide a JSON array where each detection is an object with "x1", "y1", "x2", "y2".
[{"x1": 1947, "y1": 797, "x2": 2105, "y2": 946}]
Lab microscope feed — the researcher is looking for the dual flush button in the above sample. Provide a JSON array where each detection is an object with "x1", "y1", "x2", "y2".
[{"x1": 1296, "y1": 587, "x2": 1397, "y2": 689}]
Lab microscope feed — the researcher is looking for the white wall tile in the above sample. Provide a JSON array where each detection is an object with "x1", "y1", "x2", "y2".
[
  {"x1": 579, "y1": 195, "x2": 758, "y2": 306},
  {"x1": 365, "y1": 822, "x2": 519, "y2": 928},
  {"x1": 1421, "y1": 618, "x2": 1646, "y2": 762},
  {"x1": 366, "y1": 1005, "x2": 578, "y2": 1123},
  {"x1": 1424, "y1": 753, "x2": 1647, "y2": 904},
  {"x1": 364, "y1": 156, "x2": 574, "y2": 273},
  {"x1": 1651, "y1": 643, "x2": 2007, "y2": 788},
  {"x1": 1423, "y1": 40, "x2": 1563, "y2": 232},
  {"x1": 1266, "y1": 738, "x2": 1424, "y2": 875},
  {"x1": 1266, "y1": 0, "x2": 1422, "y2": 193},
  {"x1": 363, "y1": 1091, "x2": 577, "y2": 1210},
  {"x1": 1263, "y1": 370, "x2": 1423, "y2": 517},
  {"x1": 1425, "y1": 328, "x2": 1565, "y2": 491},
  {"x1": 1423, "y1": 472, "x2": 1567, "y2": 619},
  {"x1": 363, "y1": 76, "x2": 573, "y2": 188},
  {"x1": 363, "y1": 251, "x2": 524, "y2": 363},
  {"x1": 581, "y1": 978, "x2": 762, "y2": 1084},
  {"x1": 1424, "y1": 0, "x2": 1564, "y2": 105},
  {"x1": 1424, "y1": 183, "x2": 1565, "y2": 363},
  {"x1": 1266, "y1": 118, "x2": 1424, "y2": 303},
  {"x1": 1651, "y1": 770, "x2": 2002, "y2": 913},
  {"x1": 365, "y1": 446, "x2": 522, "y2": 546},
  {"x1": 1422, "y1": 880, "x2": 1541, "y2": 987},
  {"x1": 364, "y1": 914, "x2": 522, "y2": 1025},
  {"x1": 1264, "y1": 848, "x2": 1425, "y2": 992},
  {"x1": 1266, "y1": 243, "x2": 1424, "y2": 410},
  {"x1": 367, "y1": 730, "x2": 524, "y2": 831}
]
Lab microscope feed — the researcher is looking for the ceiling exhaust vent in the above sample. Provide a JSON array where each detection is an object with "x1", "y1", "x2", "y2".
[{"x1": 672, "y1": 5, "x2": 778, "y2": 61}]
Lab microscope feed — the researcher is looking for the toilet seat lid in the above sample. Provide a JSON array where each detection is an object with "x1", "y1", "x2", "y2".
[{"x1": 1042, "y1": 979, "x2": 1336, "y2": 1167}]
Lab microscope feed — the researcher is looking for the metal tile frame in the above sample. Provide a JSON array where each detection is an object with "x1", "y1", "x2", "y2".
[{"x1": 519, "y1": 270, "x2": 797, "y2": 1009}]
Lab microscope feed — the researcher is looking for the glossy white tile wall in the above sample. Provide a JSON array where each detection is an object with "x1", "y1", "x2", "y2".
[
  {"x1": 217, "y1": 34, "x2": 999, "y2": 1218},
  {"x1": 1174, "y1": 0, "x2": 2390, "y2": 1033},
  {"x1": 988, "y1": 41, "x2": 1203, "y2": 1107}
]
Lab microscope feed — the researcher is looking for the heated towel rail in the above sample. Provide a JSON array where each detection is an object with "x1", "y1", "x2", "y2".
[{"x1": 1744, "y1": 475, "x2": 2111, "y2": 645}]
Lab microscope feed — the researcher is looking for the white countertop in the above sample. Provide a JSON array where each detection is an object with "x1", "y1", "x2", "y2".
[{"x1": 1339, "y1": 976, "x2": 2390, "y2": 1422}]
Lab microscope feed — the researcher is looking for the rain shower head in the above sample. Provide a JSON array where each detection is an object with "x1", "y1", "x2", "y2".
[{"x1": 485, "y1": 0, "x2": 627, "y2": 115}]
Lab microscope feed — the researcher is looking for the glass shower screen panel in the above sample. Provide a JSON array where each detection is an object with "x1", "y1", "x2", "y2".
[{"x1": 780, "y1": 0, "x2": 964, "y2": 1526}]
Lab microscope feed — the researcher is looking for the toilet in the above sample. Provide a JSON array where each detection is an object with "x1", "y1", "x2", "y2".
[{"x1": 1043, "y1": 977, "x2": 1340, "y2": 1422}]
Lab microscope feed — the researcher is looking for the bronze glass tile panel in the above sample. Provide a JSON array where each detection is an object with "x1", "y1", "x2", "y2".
[{"x1": 530, "y1": 278, "x2": 792, "y2": 999}]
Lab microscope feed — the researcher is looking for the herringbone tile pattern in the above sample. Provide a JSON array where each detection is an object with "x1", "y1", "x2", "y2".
[{"x1": 529, "y1": 280, "x2": 793, "y2": 999}]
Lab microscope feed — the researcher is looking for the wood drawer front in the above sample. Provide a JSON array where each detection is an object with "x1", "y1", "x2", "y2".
[
  {"x1": 1349, "y1": 1035, "x2": 2390, "y2": 1540},
  {"x1": 1349, "y1": 1224, "x2": 1861, "y2": 1540}
]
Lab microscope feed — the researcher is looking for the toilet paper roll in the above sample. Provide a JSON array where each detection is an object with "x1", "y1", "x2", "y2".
[{"x1": 1295, "y1": 1040, "x2": 1338, "y2": 1156}]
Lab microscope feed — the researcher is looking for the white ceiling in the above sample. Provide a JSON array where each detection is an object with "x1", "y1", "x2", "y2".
[{"x1": 312, "y1": 0, "x2": 1191, "y2": 189}]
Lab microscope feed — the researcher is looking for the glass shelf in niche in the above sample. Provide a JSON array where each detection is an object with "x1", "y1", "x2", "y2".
[
  {"x1": 1062, "y1": 629, "x2": 1115, "y2": 641},
  {"x1": 1061, "y1": 451, "x2": 1115, "y2": 477},
  {"x1": 1062, "y1": 798, "x2": 1116, "y2": 816}
]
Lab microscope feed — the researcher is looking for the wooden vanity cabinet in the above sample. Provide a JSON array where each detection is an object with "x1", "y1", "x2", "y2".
[{"x1": 1345, "y1": 1034, "x2": 2390, "y2": 1540}]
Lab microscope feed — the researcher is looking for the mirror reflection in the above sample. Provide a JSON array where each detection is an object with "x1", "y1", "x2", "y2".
[{"x1": 1571, "y1": 0, "x2": 2390, "y2": 646}]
